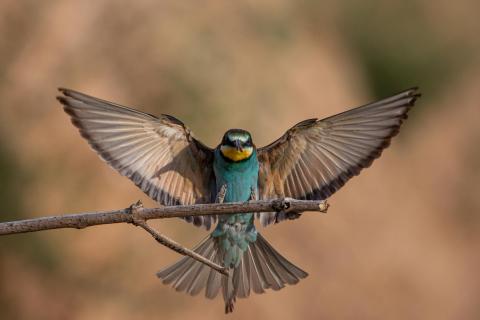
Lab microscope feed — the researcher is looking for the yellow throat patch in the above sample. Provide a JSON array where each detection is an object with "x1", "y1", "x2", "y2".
[{"x1": 220, "y1": 145, "x2": 253, "y2": 162}]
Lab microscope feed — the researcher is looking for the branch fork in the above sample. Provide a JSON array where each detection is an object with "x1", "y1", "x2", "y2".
[
  {"x1": 128, "y1": 200, "x2": 228, "y2": 276},
  {"x1": 0, "y1": 198, "x2": 329, "y2": 276},
  {"x1": 129, "y1": 200, "x2": 147, "y2": 227}
]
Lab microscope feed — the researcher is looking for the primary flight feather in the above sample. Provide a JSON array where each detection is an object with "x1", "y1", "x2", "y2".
[{"x1": 57, "y1": 87, "x2": 420, "y2": 313}]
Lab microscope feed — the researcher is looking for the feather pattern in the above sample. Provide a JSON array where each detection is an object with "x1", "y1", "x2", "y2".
[
  {"x1": 57, "y1": 88, "x2": 217, "y2": 229},
  {"x1": 157, "y1": 234, "x2": 307, "y2": 303},
  {"x1": 257, "y1": 88, "x2": 421, "y2": 226}
]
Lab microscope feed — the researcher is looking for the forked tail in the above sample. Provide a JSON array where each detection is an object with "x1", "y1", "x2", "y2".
[{"x1": 157, "y1": 233, "x2": 307, "y2": 313}]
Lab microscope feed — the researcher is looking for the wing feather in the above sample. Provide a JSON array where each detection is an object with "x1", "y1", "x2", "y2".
[
  {"x1": 257, "y1": 88, "x2": 420, "y2": 226},
  {"x1": 57, "y1": 88, "x2": 216, "y2": 229}
]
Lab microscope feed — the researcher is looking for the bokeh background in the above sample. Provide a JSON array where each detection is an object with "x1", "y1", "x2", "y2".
[{"x1": 1, "y1": 1, "x2": 479, "y2": 319}]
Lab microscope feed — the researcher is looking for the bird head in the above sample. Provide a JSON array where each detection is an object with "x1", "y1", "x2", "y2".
[{"x1": 220, "y1": 129, "x2": 254, "y2": 162}]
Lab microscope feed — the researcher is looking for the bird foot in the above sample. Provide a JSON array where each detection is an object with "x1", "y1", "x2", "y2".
[
  {"x1": 272, "y1": 198, "x2": 303, "y2": 222},
  {"x1": 245, "y1": 186, "x2": 257, "y2": 203},
  {"x1": 271, "y1": 197, "x2": 293, "y2": 212}
]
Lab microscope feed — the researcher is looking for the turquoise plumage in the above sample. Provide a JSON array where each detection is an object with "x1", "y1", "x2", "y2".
[
  {"x1": 212, "y1": 147, "x2": 259, "y2": 311},
  {"x1": 211, "y1": 147, "x2": 259, "y2": 268}
]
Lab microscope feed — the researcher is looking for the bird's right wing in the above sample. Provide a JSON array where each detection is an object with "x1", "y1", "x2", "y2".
[{"x1": 57, "y1": 88, "x2": 217, "y2": 229}]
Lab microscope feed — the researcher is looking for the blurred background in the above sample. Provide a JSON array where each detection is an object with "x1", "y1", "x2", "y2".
[{"x1": 1, "y1": 1, "x2": 479, "y2": 319}]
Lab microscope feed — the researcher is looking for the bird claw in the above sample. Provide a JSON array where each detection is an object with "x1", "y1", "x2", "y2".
[
  {"x1": 272, "y1": 198, "x2": 304, "y2": 222},
  {"x1": 250, "y1": 186, "x2": 257, "y2": 200},
  {"x1": 272, "y1": 197, "x2": 293, "y2": 212},
  {"x1": 244, "y1": 186, "x2": 257, "y2": 204}
]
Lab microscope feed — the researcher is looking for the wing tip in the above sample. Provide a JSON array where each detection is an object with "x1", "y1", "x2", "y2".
[
  {"x1": 57, "y1": 87, "x2": 76, "y2": 97},
  {"x1": 407, "y1": 92, "x2": 421, "y2": 107},
  {"x1": 405, "y1": 86, "x2": 421, "y2": 101},
  {"x1": 56, "y1": 88, "x2": 79, "y2": 107},
  {"x1": 56, "y1": 95, "x2": 66, "y2": 104},
  {"x1": 56, "y1": 96, "x2": 78, "y2": 118},
  {"x1": 393, "y1": 87, "x2": 421, "y2": 108}
]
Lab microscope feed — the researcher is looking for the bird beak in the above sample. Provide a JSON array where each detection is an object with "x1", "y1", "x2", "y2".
[{"x1": 234, "y1": 140, "x2": 243, "y2": 152}]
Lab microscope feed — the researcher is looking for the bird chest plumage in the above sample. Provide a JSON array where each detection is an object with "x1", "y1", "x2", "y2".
[{"x1": 213, "y1": 148, "x2": 259, "y2": 203}]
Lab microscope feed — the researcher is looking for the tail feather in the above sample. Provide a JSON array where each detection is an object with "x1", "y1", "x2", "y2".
[
  {"x1": 159, "y1": 238, "x2": 205, "y2": 284},
  {"x1": 205, "y1": 253, "x2": 222, "y2": 299},
  {"x1": 175, "y1": 238, "x2": 214, "y2": 292},
  {"x1": 250, "y1": 243, "x2": 281, "y2": 290},
  {"x1": 234, "y1": 257, "x2": 250, "y2": 298},
  {"x1": 157, "y1": 236, "x2": 220, "y2": 296},
  {"x1": 187, "y1": 244, "x2": 216, "y2": 295},
  {"x1": 222, "y1": 269, "x2": 236, "y2": 313},
  {"x1": 245, "y1": 246, "x2": 266, "y2": 294},
  {"x1": 157, "y1": 233, "x2": 308, "y2": 313},
  {"x1": 254, "y1": 233, "x2": 307, "y2": 285}
]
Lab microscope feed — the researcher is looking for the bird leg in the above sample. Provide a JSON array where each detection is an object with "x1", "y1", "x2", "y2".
[
  {"x1": 128, "y1": 200, "x2": 228, "y2": 276},
  {"x1": 216, "y1": 184, "x2": 227, "y2": 203},
  {"x1": 249, "y1": 186, "x2": 257, "y2": 201}
]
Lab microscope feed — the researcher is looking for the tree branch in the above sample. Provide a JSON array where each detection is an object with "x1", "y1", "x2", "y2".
[
  {"x1": 0, "y1": 198, "x2": 329, "y2": 276},
  {"x1": 0, "y1": 198, "x2": 329, "y2": 235}
]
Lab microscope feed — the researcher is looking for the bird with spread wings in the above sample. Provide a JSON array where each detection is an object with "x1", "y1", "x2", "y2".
[{"x1": 58, "y1": 87, "x2": 420, "y2": 313}]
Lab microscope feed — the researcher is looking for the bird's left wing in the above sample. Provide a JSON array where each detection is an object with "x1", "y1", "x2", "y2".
[
  {"x1": 257, "y1": 88, "x2": 421, "y2": 227},
  {"x1": 57, "y1": 88, "x2": 217, "y2": 229}
]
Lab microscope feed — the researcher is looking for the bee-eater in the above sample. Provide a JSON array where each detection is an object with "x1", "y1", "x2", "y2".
[{"x1": 57, "y1": 87, "x2": 420, "y2": 313}]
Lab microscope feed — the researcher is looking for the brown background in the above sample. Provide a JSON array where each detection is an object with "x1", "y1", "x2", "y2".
[{"x1": 1, "y1": 1, "x2": 479, "y2": 319}]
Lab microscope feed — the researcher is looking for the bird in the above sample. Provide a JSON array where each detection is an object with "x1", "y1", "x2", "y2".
[{"x1": 57, "y1": 87, "x2": 420, "y2": 313}]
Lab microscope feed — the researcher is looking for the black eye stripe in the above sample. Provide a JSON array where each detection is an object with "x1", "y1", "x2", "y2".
[
  {"x1": 221, "y1": 130, "x2": 253, "y2": 148},
  {"x1": 223, "y1": 140, "x2": 253, "y2": 147}
]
